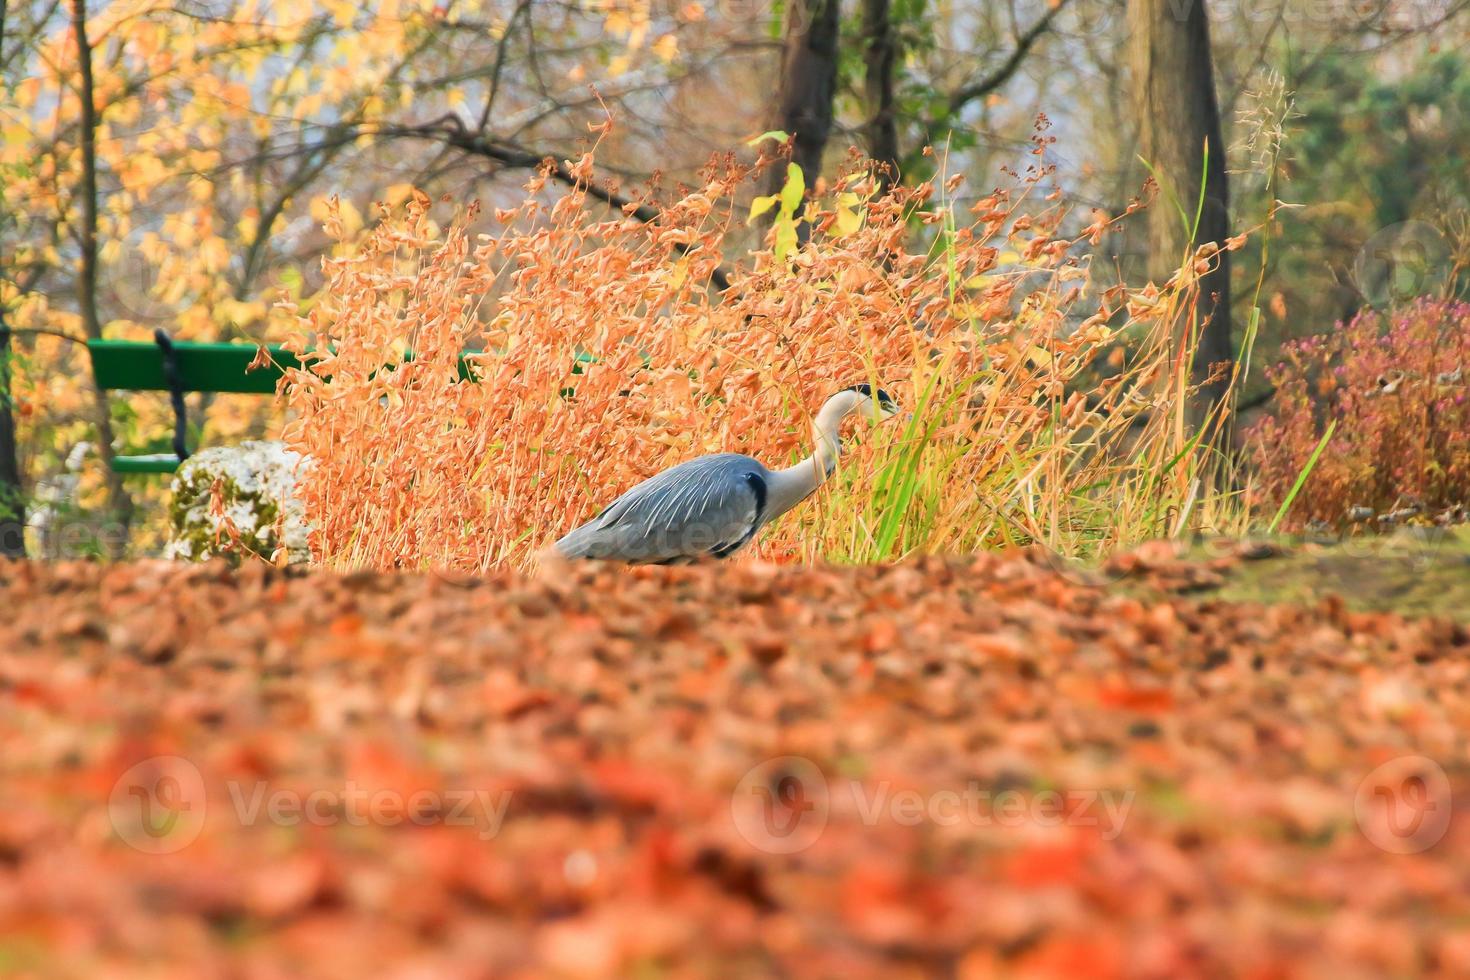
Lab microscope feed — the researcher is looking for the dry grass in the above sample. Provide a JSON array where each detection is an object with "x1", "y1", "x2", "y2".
[{"x1": 277, "y1": 134, "x2": 1249, "y2": 572}]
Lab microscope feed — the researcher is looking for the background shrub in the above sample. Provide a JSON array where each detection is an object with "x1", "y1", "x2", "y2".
[{"x1": 1249, "y1": 300, "x2": 1470, "y2": 528}]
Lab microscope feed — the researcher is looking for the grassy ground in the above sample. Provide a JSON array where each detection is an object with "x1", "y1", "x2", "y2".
[
  {"x1": 1203, "y1": 527, "x2": 1470, "y2": 621},
  {"x1": 1093, "y1": 527, "x2": 1470, "y2": 622}
]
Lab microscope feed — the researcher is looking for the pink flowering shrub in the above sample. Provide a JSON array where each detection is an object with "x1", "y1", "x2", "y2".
[{"x1": 1250, "y1": 300, "x2": 1470, "y2": 527}]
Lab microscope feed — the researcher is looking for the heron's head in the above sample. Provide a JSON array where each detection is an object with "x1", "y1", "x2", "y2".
[{"x1": 839, "y1": 383, "x2": 901, "y2": 423}]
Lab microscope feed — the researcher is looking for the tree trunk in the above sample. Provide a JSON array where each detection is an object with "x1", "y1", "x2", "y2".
[
  {"x1": 1128, "y1": 0, "x2": 1233, "y2": 427},
  {"x1": 71, "y1": 0, "x2": 132, "y2": 555},
  {"x1": 766, "y1": 0, "x2": 841, "y2": 209},
  {"x1": 0, "y1": 319, "x2": 22, "y2": 560},
  {"x1": 1, "y1": 0, "x2": 24, "y2": 559},
  {"x1": 861, "y1": 0, "x2": 900, "y2": 187}
]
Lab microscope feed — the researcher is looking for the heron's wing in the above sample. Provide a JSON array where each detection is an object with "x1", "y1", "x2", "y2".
[{"x1": 555, "y1": 454, "x2": 768, "y2": 563}]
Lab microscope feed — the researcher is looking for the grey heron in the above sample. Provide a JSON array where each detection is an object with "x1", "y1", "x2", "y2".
[{"x1": 554, "y1": 384, "x2": 901, "y2": 563}]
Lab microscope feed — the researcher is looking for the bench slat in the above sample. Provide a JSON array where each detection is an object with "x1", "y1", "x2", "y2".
[
  {"x1": 88, "y1": 340, "x2": 297, "y2": 394},
  {"x1": 88, "y1": 341, "x2": 586, "y2": 475},
  {"x1": 112, "y1": 453, "x2": 184, "y2": 474},
  {"x1": 87, "y1": 340, "x2": 495, "y2": 393}
]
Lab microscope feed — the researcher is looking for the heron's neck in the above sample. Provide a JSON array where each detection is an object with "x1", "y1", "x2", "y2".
[{"x1": 764, "y1": 395, "x2": 852, "y2": 519}]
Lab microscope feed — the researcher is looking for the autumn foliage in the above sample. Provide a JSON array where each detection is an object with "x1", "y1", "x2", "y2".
[
  {"x1": 1250, "y1": 300, "x2": 1470, "y2": 528},
  {"x1": 279, "y1": 141, "x2": 1241, "y2": 572}
]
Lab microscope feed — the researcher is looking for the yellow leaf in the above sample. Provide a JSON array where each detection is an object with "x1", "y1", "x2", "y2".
[
  {"x1": 199, "y1": 237, "x2": 230, "y2": 274},
  {"x1": 326, "y1": 0, "x2": 355, "y2": 28},
  {"x1": 337, "y1": 198, "x2": 364, "y2": 237},
  {"x1": 236, "y1": 213, "x2": 259, "y2": 242},
  {"x1": 747, "y1": 194, "x2": 778, "y2": 225},
  {"x1": 384, "y1": 184, "x2": 416, "y2": 207},
  {"x1": 652, "y1": 33, "x2": 679, "y2": 62},
  {"x1": 605, "y1": 9, "x2": 631, "y2": 34},
  {"x1": 834, "y1": 194, "x2": 863, "y2": 237},
  {"x1": 309, "y1": 195, "x2": 333, "y2": 224}
]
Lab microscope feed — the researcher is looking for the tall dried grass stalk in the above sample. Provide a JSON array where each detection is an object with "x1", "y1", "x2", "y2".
[{"x1": 277, "y1": 136, "x2": 1246, "y2": 572}]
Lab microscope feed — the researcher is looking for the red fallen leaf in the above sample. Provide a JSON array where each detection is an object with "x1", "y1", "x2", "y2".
[
  {"x1": 958, "y1": 947, "x2": 1002, "y2": 980},
  {"x1": 589, "y1": 760, "x2": 684, "y2": 813},
  {"x1": 1005, "y1": 838, "x2": 1093, "y2": 888},
  {"x1": 1015, "y1": 932, "x2": 1124, "y2": 980},
  {"x1": 483, "y1": 668, "x2": 554, "y2": 718},
  {"x1": 675, "y1": 667, "x2": 716, "y2": 699},
  {"x1": 328, "y1": 612, "x2": 364, "y2": 637},
  {"x1": 1436, "y1": 931, "x2": 1470, "y2": 974},
  {"x1": 341, "y1": 740, "x2": 440, "y2": 814},
  {"x1": 746, "y1": 630, "x2": 786, "y2": 666},
  {"x1": 966, "y1": 633, "x2": 1027, "y2": 660},
  {"x1": 563, "y1": 613, "x2": 604, "y2": 633},
  {"x1": 864, "y1": 618, "x2": 901, "y2": 653},
  {"x1": 1097, "y1": 681, "x2": 1175, "y2": 713},
  {"x1": 245, "y1": 851, "x2": 330, "y2": 920},
  {"x1": 839, "y1": 866, "x2": 927, "y2": 946},
  {"x1": 1130, "y1": 539, "x2": 1181, "y2": 568},
  {"x1": 9, "y1": 679, "x2": 59, "y2": 708},
  {"x1": 536, "y1": 914, "x2": 623, "y2": 978}
]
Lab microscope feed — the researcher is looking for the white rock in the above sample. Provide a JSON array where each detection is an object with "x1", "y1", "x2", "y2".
[{"x1": 165, "y1": 440, "x2": 311, "y2": 564}]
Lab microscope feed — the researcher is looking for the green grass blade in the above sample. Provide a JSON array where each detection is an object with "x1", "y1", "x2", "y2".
[
  {"x1": 1268, "y1": 420, "x2": 1336, "y2": 534},
  {"x1": 1190, "y1": 139, "x2": 1210, "y2": 243}
]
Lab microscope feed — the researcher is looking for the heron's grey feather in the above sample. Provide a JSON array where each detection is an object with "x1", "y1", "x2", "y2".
[
  {"x1": 552, "y1": 386, "x2": 898, "y2": 563},
  {"x1": 555, "y1": 453, "x2": 768, "y2": 563}
]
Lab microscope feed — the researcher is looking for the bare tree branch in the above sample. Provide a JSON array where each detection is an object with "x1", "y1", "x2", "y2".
[
  {"x1": 376, "y1": 117, "x2": 734, "y2": 292},
  {"x1": 922, "y1": 0, "x2": 1076, "y2": 148}
]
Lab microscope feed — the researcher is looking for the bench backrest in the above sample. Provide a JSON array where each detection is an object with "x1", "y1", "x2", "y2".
[{"x1": 87, "y1": 340, "x2": 298, "y2": 394}]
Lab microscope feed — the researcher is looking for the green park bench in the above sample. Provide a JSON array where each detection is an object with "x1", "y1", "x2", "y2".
[
  {"x1": 87, "y1": 331, "x2": 571, "y2": 474},
  {"x1": 87, "y1": 333, "x2": 299, "y2": 474}
]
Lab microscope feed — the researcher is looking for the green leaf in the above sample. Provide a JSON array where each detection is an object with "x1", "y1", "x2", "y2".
[
  {"x1": 746, "y1": 130, "x2": 791, "y2": 148},
  {"x1": 779, "y1": 163, "x2": 805, "y2": 213},
  {"x1": 773, "y1": 221, "x2": 798, "y2": 265}
]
